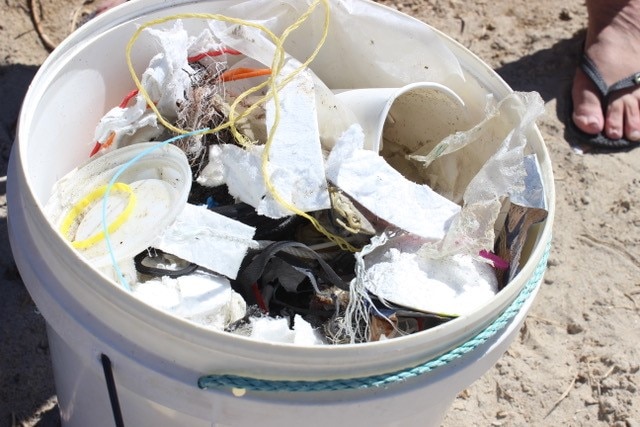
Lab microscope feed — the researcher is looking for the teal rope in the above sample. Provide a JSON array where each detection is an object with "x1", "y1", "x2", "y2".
[{"x1": 198, "y1": 240, "x2": 551, "y2": 392}]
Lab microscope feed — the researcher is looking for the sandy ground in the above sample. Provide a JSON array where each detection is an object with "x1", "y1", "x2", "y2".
[{"x1": 1, "y1": 0, "x2": 639, "y2": 426}]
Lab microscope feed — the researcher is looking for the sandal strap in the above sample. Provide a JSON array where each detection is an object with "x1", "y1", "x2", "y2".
[
  {"x1": 608, "y1": 71, "x2": 640, "y2": 93},
  {"x1": 580, "y1": 54, "x2": 609, "y2": 96},
  {"x1": 581, "y1": 54, "x2": 640, "y2": 96}
]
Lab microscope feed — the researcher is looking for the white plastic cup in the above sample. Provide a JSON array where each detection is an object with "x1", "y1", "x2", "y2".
[
  {"x1": 335, "y1": 82, "x2": 467, "y2": 152},
  {"x1": 7, "y1": 1, "x2": 555, "y2": 426}
]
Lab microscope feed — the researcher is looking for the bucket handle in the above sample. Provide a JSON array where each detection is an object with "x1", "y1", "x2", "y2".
[
  {"x1": 101, "y1": 354, "x2": 126, "y2": 427},
  {"x1": 198, "y1": 240, "x2": 552, "y2": 392}
]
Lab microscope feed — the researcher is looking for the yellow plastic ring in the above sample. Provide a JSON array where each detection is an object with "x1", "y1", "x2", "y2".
[{"x1": 60, "y1": 182, "x2": 137, "y2": 250}]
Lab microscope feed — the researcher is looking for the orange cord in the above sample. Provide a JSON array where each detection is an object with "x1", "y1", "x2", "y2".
[
  {"x1": 219, "y1": 67, "x2": 272, "y2": 82},
  {"x1": 119, "y1": 89, "x2": 139, "y2": 108}
]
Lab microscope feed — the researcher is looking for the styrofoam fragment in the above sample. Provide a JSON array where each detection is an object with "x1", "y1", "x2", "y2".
[
  {"x1": 364, "y1": 249, "x2": 498, "y2": 316},
  {"x1": 132, "y1": 270, "x2": 246, "y2": 330},
  {"x1": 249, "y1": 314, "x2": 325, "y2": 345}
]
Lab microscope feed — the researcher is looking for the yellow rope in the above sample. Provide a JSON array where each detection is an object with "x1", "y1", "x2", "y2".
[
  {"x1": 125, "y1": 0, "x2": 358, "y2": 252},
  {"x1": 60, "y1": 183, "x2": 136, "y2": 250}
]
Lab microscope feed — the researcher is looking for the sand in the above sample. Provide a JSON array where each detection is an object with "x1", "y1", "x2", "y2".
[{"x1": 0, "y1": 0, "x2": 638, "y2": 425}]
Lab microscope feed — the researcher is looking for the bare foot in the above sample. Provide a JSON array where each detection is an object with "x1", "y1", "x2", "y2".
[
  {"x1": 571, "y1": 0, "x2": 640, "y2": 142},
  {"x1": 94, "y1": 0, "x2": 129, "y2": 16},
  {"x1": 73, "y1": 0, "x2": 129, "y2": 30}
]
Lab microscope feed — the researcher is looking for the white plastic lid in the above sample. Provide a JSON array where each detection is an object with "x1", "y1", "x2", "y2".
[{"x1": 46, "y1": 142, "x2": 192, "y2": 267}]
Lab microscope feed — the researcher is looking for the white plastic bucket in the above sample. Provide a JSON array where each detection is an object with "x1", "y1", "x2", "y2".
[{"x1": 7, "y1": 1, "x2": 555, "y2": 426}]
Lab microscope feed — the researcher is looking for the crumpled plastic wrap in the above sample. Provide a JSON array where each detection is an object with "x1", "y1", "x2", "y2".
[
  {"x1": 415, "y1": 92, "x2": 546, "y2": 259},
  {"x1": 93, "y1": 21, "x2": 194, "y2": 151}
]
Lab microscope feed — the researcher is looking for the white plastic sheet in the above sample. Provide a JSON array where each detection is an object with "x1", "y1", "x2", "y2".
[
  {"x1": 155, "y1": 203, "x2": 257, "y2": 279},
  {"x1": 326, "y1": 125, "x2": 460, "y2": 240}
]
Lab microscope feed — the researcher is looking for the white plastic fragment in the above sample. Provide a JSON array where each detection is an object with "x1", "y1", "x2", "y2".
[
  {"x1": 325, "y1": 125, "x2": 461, "y2": 240},
  {"x1": 249, "y1": 314, "x2": 325, "y2": 345},
  {"x1": 132, "y1": 270, "x2": 246, "y2": 330},
  {"x1": 141, "y1": 23, "x2": 193, "y2": 118},
  {"x1": 218, "y1": 143, "x2": 268, "y2": 209},
  {"x1": 155, "y1": 203, "x2": 257, "y2": 280}
]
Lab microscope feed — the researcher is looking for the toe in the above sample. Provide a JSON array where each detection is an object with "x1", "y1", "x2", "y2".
[
  {"x1": 571, "y1": 70, "x2": 605, "y2": 135},
  {"x1": 605, "y1": 96, "x2": 625, "y2": 140},
  {"x1": 623, "y1": 93, "x2": 640, "y2": 141}
]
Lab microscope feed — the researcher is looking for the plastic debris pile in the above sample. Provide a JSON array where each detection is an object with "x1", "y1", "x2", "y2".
[{"x1": 45, "y1": 0, "x2": 548, "y2": 345}]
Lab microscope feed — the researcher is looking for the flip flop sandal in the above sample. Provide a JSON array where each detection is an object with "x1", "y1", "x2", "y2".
[{"x1": 566, "y1": 53, "x2": 640, "y2": 150}]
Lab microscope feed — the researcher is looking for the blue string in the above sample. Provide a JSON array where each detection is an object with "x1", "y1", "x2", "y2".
[
  {"x1": 101, "y1": 129, "x2": 209, "y2": 291},
  {"x1": 198, "y1": 240, "x2": 551, "y2": 392}
]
